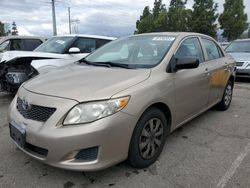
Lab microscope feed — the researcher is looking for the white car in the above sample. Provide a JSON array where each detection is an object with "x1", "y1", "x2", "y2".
[
  {"x1": 225, "y1": 39, "x2": 250, "y2": 78},
  {"x1": 0, "y1": 36, "x2": 47, "y2": 60},
  {"x1": 0, "y1": 34, "x2": 116, "y2": 92}
]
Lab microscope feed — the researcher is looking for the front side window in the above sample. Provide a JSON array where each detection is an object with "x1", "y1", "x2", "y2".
[
  {"x1": 226, "y1": 40, "x2": 250, "y2": 53},
  {"x1": 175, "y1": 37, "x2": 204, "y2": 63},
  {"x1": 202, "y1": 38, "x2": 220, "y2": 61},
  {"x1": 85, "y1": 35, "x2": 176, "y2": 69},
  {"x1": 0, "y1": 40, "x2": 10, "y2": 51},
  {"x1": 34, "y1": 37, "x2": 74, "y2": 54},
  {"x1": 71, "y1": 38, "x2": 96, "y2": 53}
]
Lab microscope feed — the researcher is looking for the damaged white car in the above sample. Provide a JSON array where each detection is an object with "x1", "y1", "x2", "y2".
[{"x1": 0, "y1": 34, "x2": 116, "y2": 92}]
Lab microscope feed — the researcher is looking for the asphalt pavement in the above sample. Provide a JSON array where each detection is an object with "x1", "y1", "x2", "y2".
[{"x1": 0, "y1": 80, "x2": 250, "y2": 188}]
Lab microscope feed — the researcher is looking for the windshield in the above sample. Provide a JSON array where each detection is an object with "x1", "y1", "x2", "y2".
[
  {"x1": 85, "y1": 35, "x2": 176, "y2": 68},
  {"x1": 34, "y1": 37, "x2": 74, "y2": 54},
  {"x1": 226, "y1": 41, "x2": 250, "y2": 53}
]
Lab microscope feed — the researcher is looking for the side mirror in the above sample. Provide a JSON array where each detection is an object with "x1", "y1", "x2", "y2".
[
  {"x1": 68, "y1": 47, "x2": 80, "y2": 54},
  {"x1": 175, "y1": 57, "x2": 199, "y2": 70}
]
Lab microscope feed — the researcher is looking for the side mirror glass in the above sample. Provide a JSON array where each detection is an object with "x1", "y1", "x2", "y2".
[
  {"x1": 68, "y1": 47, "x2": 80, "y2": 54},
  {"x1": 175, "y1": 57, "x2": 199, "y2": 70}
]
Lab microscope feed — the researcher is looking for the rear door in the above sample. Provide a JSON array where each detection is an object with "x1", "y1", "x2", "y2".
[
  {"x1": 174, "y1": 37, "x2": 210, "y2": 125},
  {"x1": 201, "y1": 38, "x2": 230, "y2": 105}
]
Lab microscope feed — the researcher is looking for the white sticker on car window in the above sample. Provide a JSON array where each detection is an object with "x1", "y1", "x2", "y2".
[
  {"x1": 152, "y1": 37, "x2": 175, "y2": 41},
  {"x1": 55, "y1": 40, "x2": 65, "y2": 45}
]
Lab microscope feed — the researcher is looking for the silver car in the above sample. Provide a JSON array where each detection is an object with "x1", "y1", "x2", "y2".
[
  {"x1": 8, "y1": 32, "x2": 236, "y2": 171},
  {"x1": 226, "y1": 39, "x2": 250, "y2": 78}
]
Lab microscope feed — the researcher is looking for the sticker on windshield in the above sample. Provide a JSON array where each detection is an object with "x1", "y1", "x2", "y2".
[
  {"x1": 55, "y1": 40, "x2": 66, "y2": 45},
  {"x1": 152, "y1": 37, "x2": 175, "y2": 41}
]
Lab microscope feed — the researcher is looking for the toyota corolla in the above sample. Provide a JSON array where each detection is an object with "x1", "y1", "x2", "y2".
[{"x1": 8, "y1": 32, "x2": 236, "y2": 171}]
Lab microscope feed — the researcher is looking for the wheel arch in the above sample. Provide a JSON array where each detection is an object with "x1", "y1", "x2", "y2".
[{"x1": 146, "y1": 102, "x2": 172, "y2": 134}]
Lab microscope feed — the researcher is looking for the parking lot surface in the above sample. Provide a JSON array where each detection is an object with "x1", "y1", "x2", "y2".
[{"x1": 0, "y1": 81, "x2": 250, "y2": 188}]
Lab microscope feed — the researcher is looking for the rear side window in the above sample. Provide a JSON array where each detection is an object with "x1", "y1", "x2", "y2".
[
  {"x1": 202, "y1": 39, "x2": 221, "y2": 61},
  {"x1": 22, "y1": 39, "x2": 43, "y2": 51},
  {"x1": 71, "y1": 38, "x2": 96, "y2": 53},
  {"x1": 175, "y1": 37, "x2": 204, "y2": 63},
  {"x1": 96, "y1": 39, "x2": 111, "y2": 48},
  {"x1": 10, "y1": 39, "x2": 22, "y2": 50}
]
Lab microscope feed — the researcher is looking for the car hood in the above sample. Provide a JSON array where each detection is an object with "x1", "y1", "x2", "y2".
[
  {"x1": 0, "y1": 51, "x2": 66, "y2": 63},
  {"x1": 23, "y1": 64, "x2": 151, "y2": 102},
  {"x1": 227, "y1": 52, "x2": 250, "y2": 62}
]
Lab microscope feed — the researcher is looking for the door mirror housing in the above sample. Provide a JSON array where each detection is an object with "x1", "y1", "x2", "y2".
[
  {"x1": 175, "y1": 57, "x2": 199, "y2": 70},
  {"x1": 68, "y1": 47, "x2": 80, "y2": 54}
]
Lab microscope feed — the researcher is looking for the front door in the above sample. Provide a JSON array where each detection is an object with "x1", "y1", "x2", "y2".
[{"x1": 174, "y1": 37, "x2": 210, "y2": 126}]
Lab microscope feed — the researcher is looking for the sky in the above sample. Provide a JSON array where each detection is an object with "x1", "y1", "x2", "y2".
[{"x1": 0, "y1": 0, "x2": 250, "y2": 37}]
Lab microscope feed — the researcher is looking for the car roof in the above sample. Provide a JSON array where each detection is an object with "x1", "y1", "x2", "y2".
[
  {"x1": 232, "y1": 38, "x2": 250, "y2": 42},
  {"x1": 54, "y1": 34, "x2": 117, "y2": 40},
  {"x1": 0, "y1": 36, "x2": 47, "y2": 43},
  {"x1": 134, "y1": 32, "x2": 212, "y2": 38}
]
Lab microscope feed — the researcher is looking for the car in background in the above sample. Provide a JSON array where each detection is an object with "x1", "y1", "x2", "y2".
[
  {"x1": 219, "y1": 42, "x2": 230, "y2": 49},
  {"x1": 8, "y1": 32, "x2": 235, "y2": 171},
  {"x1": 0, "y1": 34, "x2": 116, "y2": 92},
  {"x1": 225, "y1": 39, "x2": 250, "y2": 78},
  {"x1": 0, "y1": 36, "x2": 46, "y2": 60}
]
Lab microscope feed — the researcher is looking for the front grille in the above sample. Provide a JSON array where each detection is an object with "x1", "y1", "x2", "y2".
[
  {"x1": 75, "y1": 146, "x2": 98, "y2": 161},
  {"x1": 236, "y1": 62, "x2": 244, "y2": 67},
  {"x1": 17, "y1": 97, "x2": 56, "y2": 122}
]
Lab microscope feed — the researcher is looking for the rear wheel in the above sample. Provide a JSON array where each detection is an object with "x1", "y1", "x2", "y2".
[
  {"x1": 217, "y1": 81, "x2": 233, "y2": 111},
  {"x1": 128, "y1": 107, "x2": 168, "y2": 168}
]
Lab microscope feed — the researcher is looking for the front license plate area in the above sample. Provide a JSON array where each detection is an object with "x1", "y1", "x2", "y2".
[{"x1": 9, "y1": 122, "x2": 26, "y2": 148}]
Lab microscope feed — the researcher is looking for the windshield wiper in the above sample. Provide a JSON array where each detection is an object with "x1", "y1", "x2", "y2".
[
  {"x1": 80, "y1": 59, "x2": 132, "y2": 69},
  {"x1": 80, "y1": 59, "x2": 111, "y2": 68},
  {"x1": 102, "y1": 61, "x2": 132, "y2": 69}
]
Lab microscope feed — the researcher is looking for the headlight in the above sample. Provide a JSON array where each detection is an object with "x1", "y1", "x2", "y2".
[{"x1": 63, "y1": 96, "x2": 130, "y2": 125}]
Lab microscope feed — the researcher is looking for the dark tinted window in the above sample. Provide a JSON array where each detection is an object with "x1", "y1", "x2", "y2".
[
  {"x1": 96, "y1": 39, "x2": 111, "y2": 48},
  {"x1": 22, "y1": 39, "x2": 43, "y2": 51},
  {"x1": 202, "y1": 38, "x2": 220, "y2": 60},
  {"x1": 71, "y1": 38, "x2": 96, "y2": 53},
  {"x1": 10, "y1": 39, "x2": 22, "y2": 50},
  {"x1": 175, "y1": 37, "x2": 204, "y2": 63}
]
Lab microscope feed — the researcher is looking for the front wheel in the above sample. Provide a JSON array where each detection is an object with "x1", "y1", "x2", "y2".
[
  {"x1": 216, "y1": 81, "x2": 233, "y2": 111},
  {"x1": 127, "y1": 107, "x2": 168, "y2": 168}
]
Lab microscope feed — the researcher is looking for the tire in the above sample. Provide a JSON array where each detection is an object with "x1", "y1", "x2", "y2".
[
  {"x1": 127, "y1": 107, "x2": 168, "y2": 168},
  {"x1": 216, "y1": 80, "x2": 233, "y2": 111}
]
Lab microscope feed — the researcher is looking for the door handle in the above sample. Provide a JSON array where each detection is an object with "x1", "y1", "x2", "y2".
[{"x1": 205, "y1": 68, "x2": 210, "y2": 76}]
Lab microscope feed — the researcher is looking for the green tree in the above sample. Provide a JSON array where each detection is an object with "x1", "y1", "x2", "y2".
[
  {"x1": 0, "y1": 21, "x2": 4, "y2": 36},
  {"x1": 191, "y1": 0, "x2": 218, "y2": 38},
  {"x1": 135, "y1": 0, "x2": 169, "y2": 34},
  {"x1": 168, "y1": 0, "x2": 191, "y2": 32},
  {"x1": 135, "y1": 6, "x2": 153, "y2": 34},
  {"x1": 11, "y1": 21, "x2": 18, "y2": 36},
  {"x1": 219, "y1": 0, "x2": 248, "y2": 41}
]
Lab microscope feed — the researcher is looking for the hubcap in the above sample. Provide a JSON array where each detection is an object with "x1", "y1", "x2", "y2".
[
  {"x1": 224, "y1": 84, "x2": 232, "y2": 106},
  {"x1": 139, "y1": 118, "x2": 164, "y2": 160}
]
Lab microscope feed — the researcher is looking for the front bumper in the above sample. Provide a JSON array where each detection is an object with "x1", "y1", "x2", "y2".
[
  {"x1": 8, "y1": 89, "x2": 137, "y2": 171},
  {"x1": 236, "y1": 68, "x2": 250, "y2": 78}
]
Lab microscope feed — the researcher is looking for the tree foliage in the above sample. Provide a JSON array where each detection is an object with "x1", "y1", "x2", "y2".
[
  {"x1": 168, "y1": 0, "x2": 191, "y2": 32},
  {"x1": 135, "y1": 1, "x2": 168, "y2": 34},
  {"x1": 191, "y1": 0, "x2": 218, "y2": 38},
  {"x1": 0, "y1": 21, "x2": 4, "y2": 36},
  {"x1": 219, "y1": 0, "x2": 248, "y2": 41},
  {"x1": 11, "y1": 21, "x2": 18, "y2": 36}
]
